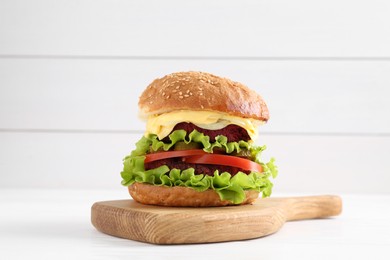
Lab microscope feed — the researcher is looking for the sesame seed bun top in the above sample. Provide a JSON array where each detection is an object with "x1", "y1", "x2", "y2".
[{"x1": 138, "y1": 71, "x2": 269, "y2": 121}]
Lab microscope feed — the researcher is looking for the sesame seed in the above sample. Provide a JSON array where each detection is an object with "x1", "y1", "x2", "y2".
[
  {"x1": 201, "y1": 105, "x2": 204, "y2": 109},
  {"x1": 184, "y1": 94, "x2": 189, "y2": 98},
  {"x1": 175, "y1": 86, "x2": 180, "y2": 89},
  {"x1": 199, "y1": 93, "x2": 203, "y2": 96},
  {"x1": 186, "y1": 89, "x2": 190, "y2": 93},
  {"x1": 179, "y1": 91, "x2": 182, "y2": 95},
  {"x1": 162, "y1": 92, "x2": 166, "y2": 96},
  {"x1": 166, "y1": 95, "x2": 170, "y2": 99},
  {"x1": 179, "y1": 96, "x2": 183, "y2": 99}
]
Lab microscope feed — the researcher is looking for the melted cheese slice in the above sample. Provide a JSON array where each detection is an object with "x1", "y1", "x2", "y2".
[{"x1": 145, "y1": 110, "x2": 262, "y2": 141}]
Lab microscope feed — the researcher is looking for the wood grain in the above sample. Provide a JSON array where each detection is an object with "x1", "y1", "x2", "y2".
[{"x1": 91, "y1": 195, "x2": 342, "y2": 244}]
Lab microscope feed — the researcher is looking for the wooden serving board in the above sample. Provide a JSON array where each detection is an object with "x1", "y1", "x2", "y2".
[{"x1": 91, "y1": 195, "x2": 342, "y2": 244}]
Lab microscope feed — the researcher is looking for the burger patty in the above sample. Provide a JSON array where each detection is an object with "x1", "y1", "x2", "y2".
[
  {"x1": 162, "y1": 122, "x2": 251, "y2": 143},
  {"x1": 145, "y1": 158, "x2": 251, "y2": 176}
]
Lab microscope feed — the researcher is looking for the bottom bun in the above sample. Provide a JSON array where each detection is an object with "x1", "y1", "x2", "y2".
[{"x1": 128, "y1": 182, "x2": 259, "y2": 207}]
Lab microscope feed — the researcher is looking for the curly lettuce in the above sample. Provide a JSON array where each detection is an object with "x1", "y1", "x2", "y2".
[{"x1": 121, "y1": 129, "x2": 278, "y2": 204}]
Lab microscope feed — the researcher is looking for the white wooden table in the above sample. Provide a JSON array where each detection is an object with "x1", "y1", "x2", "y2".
[{"x1": 1, "y1": 189, "x2": 389, "y2": 260}]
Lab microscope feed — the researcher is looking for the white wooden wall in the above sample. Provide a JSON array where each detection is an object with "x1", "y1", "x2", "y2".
[{"x1": 1, "y1": 0, "x2": 389, "y2": 194}]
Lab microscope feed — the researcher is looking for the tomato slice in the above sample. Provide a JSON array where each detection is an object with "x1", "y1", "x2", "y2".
[
  {"x1": 144, "y1": 149, "x2": 262, "y2": 173},
  {"x1": 183, "y1": 154, "x2": 263, "y2": 173},
  {"x1": 144, "y1": 149, "x2": 207, "y2": 163}
]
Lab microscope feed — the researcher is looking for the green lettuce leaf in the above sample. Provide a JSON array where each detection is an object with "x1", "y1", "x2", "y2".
[
  {"x1": 148, "y1": 129, "x2": 252, "y2": 154},
  {"x1": 127, "y1": 129, "x2": 261, "y2": 157},
  {"x1": 120, "y1": 129, "x2": 278, "y2": 204}
]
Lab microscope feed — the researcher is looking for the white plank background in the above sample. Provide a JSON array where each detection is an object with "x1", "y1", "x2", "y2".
[
  {"x1": 0, "y1": 0, "x2": 389, "y2": 193},
  {"x1": 1, "y1": 59, "x2": 389, "y2": 134},
  {"x1": 1, "y1": 132, "x2": 388, "y2": 194},
  {"x1": 1, "y1": 0, "x2": 390, "y2": 57}
]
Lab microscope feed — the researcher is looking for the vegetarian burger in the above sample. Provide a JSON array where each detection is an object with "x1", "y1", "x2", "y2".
[{"x1": 120, "y1": 71, "x2": 277, "y2": 206}]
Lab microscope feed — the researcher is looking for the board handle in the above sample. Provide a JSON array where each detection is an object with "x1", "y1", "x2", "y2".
[{"x1": 281, "y1": 195, "x2": 342, "y2": 221}]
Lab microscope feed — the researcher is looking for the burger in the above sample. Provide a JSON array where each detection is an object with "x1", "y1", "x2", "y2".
[{"x1": 120, "y1": 71, "x2": 278, "y2": 207}]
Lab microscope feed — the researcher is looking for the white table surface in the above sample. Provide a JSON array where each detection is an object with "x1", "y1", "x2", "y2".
[{"x1": 1, "y1": 189, "x2": 389, "y2": 260}]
